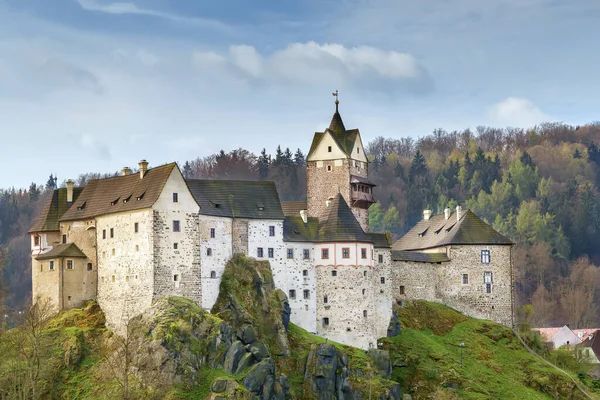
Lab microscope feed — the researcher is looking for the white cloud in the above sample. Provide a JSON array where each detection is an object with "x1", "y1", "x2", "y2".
[
  {"x1": 75, "y1": 0, "x2": 231, "y2": 32},
  {"x1": 191, "y1": 41, "x2": 431, "y2": 92},
  {"x1": 488, "y1": 97, "x2": 550, "y2": 127}
]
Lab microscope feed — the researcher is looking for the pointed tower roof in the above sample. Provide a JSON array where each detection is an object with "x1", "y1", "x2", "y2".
[
  {"x1": 307, "y1": 98, "x2": 361, "y2": 159},
  {"x1": 317, "y1": 193, "x2": 372, "y2": 242}
]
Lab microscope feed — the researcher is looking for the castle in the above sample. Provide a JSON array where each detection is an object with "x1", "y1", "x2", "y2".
[{"x1": 29, "y1": 101, "x2": 514, "y2": 349}]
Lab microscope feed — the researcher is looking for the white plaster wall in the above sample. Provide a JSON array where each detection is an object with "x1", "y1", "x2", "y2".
[
  {"x1": 349, "y1": 134, "x2": 368, "y2": 163},
  {"x1": 199, "y1": 215, "x2": 233, "y2": 310},
  {"x1": 307, "y1": 132, "x2": 349, "y2": 161},
  {"x1": 314, "y1": 243, "x2": 373, "y2": 268},
  {"x1": 96, "y1": 209, "x2": 154, "y2": 332},
  {"x1": 152, "y1": 167, "x2": 201, "y2": 307},
  {"x1": 551, "y1": 327, "x2": 581, "y2": 349},
  {"x1": 248, "y1": 220, "x2": 286, "y2": 290},
  {"x1": 284, "y1": 242, "x2": 317, "y2": 333}
]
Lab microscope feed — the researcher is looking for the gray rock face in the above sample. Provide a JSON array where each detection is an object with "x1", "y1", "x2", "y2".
[
  {"x1": 235, "y1": 352, "x2": 257, "y2": 375},
  {"x1": 223, "y1": 340, "x2": 246, "y2": 374},
  {"x1": 387, "y1": 310, "x2": 401, "y2": 337},
  {"x1": 243, "y1": 358, "x2": 277, "y2": 400},
  {"x1": 250, "y1": 341, "x2": 270, "y2": 361},
  {"x1": 237, "y1": 324, "x2": 257, "y2": 345},
  {"x1": 368, "y1": 349, "x2": 392, "y2": 378}
]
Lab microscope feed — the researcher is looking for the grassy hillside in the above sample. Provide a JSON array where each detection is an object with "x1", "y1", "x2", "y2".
[{"x1": 382, "y1": 301, "x2": 599, "y2": 399}]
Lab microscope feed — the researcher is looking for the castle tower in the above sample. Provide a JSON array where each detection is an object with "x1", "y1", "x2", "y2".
[{"x1": 306, "y1": 94, "x2": 375, "y2": 231}]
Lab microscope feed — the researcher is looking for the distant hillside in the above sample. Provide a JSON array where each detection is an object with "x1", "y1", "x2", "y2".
[{"x1": 1, "y1": 255, "x2": 599, "y2": 399}]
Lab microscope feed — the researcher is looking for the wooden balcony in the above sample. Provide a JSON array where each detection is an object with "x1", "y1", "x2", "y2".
[{"x1": 351, "y1": 190, "x2": 376, "y2": 209}]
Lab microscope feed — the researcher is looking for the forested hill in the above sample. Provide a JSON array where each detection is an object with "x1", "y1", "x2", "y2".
[{"x1": 2, "y1": 121, "x2": 600, "y2": 329}]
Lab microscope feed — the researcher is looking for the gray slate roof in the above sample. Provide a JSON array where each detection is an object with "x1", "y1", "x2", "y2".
[
  {"x1": 366, "y1": 232, "x2": 391, "y2": 248},
  {"x1": 391, "y1": 250, "x2": 450, "y2": 263},
  {"x1": 316, "y1": 193, "x2": 372, "y2": 243},
  {"x1": 283, "y1": 216, "x2": 319, "y2": 242},
  {"x1": 36, "y1": 243, "x2": 88, "y2": 260},
  {"x1": 308, "y1": 110, "x2": 361, "y2": 158},
  {"x1": 187, "y1": 179, "x2": 284, "y2": 220},
  {"x1": 30, "y1": 187, "x2": 84, "y2": 232},
  {"x1": 392, "y1": 209, "x2": 513, "y2": 251},
  {"x1": 281, "y1": 201, "x2": 307, "y2": 217}
]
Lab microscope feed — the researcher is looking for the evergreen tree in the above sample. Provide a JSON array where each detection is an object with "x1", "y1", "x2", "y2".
[
  {"x1": 45, "y1": 174, "x2": 56, "y2": 190},
  {"x1": 273, "y1": 146, "x2": 284, "y2": 166},
  {"x1": 182, "y1": 162, "x2": 192, "y2": 179},
  {"x1": 258, "y1": 149, "x2": 270, "y2": 180},
  {"x1": 28, "y1": 183, "x2": 40, "y2": 202},
  {"x1": 294, "y1": 149, "x2": 305, "y2": 166},
  {"x1": 520, "y1": 151, "x2": 536, "y2": 168},
  {"x1": 573, "y1": 149, "x2": 582, "y2": 159},
  {"x1": 283, "y1": 147, "x2": 293, "y2": 167}
]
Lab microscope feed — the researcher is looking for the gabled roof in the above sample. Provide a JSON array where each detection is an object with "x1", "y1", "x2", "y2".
[
  {"x1": 307, "y1": 111, "x2": 361, "y2": 158},
  {"x1": 351, "y1": 175, "x2": 377, "y2": 186},
  {"x1": 187, "y1": 180, "x2": 284, "y2": 220},
  {"x1": 29, "y1": 187, "x2": 84, "y2": 232},
  {"x1": 532, "y1": 327, "x2": 564, "y2": 342},
  {"x1": 281, "y1": 201, "x2": 307, "y2": 217},
  {"x1": 580, "y1": 330, "x2": 600, "y2": 358},
  {"x1": 36, "y1": 243, "x2": 87, "y2": 260},
  {"x1": 392, "y1": 250, "x2": 450, "y2": 263},
  {"x1": 61, "y1": 163, "x2": 177, "y2": 221},
  {"x1": 392, "y1": 209, "x2": 513, "y2": 251},
  {"x1": 316, "y1": 193, "x2": 371, "y2": 243},
  {"x1": 283, "y1": 216, "x2": 319, "y2": 242},
  {"x1": 574, "y1": 329, "x2": 600, "y2": 342},
  {"x1": 367, "y1": 232, "x2": 392, "y2": 248}
]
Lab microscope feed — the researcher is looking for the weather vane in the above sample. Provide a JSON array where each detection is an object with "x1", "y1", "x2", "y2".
[{"x1": 332, "y1": 90, "x2": 339, "y2": 112}]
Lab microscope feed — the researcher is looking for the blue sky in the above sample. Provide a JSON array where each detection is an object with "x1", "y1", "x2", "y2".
[{"x1": 1, "y1": 0, "x2": 599, "y2": 188}]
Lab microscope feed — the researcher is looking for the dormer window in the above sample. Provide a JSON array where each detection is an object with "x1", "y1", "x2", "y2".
[
  {"x1": 77, "y1": 201, "x2": 87, "y2": 211},
  {"x1": 418, "y1": 228, "x2": 429, "y2": 237},
  {"x1": 210, "y1": 201, "x2": 220, "y2": 208},
  {"x1": 123, "y1": 194, "x2": 132, "y2": 203},
  {"x1": 110, "y1": 197, "x2": 120, "y2": 206},
  {"x1": 137, "y1": 191, "x2": 146, "y2": 201},
  {"x1": 258, "y1": 205, "x2": 265, "y2": 211}
]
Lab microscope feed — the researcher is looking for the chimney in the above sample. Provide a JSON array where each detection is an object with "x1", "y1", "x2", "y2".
[
  {"x1": 423, "y1": 209, "x2": 432, "y2": 221},
  {"x1": 300, "y1": 209, "x2": 308, "y2": 224},
  {"x1": 66, "y1": 179, "x2": 74, "y2": 203},
  {"x1": 121, "y1": 166, "x2": 132, "y2": 176},
  {"x1": 444, "y1": 208, "x2": 451, "y2": 220},
  {"x1": 456, "y1": 205, "x2": 463, "y2": 221},
  {"x1": 138, "y1": 159, "x2": 149, "y2": 179}
]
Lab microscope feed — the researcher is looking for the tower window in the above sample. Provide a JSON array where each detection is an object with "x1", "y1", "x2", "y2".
[
  {"x1": 49, "y1": 261, "x2": 55, "y2": 271},
  {"x1": 342, "y1": 248, "x2": 350, "y2": 258},
  {"x1": 327, "y1": 165, "x2": 332, "y2": 172},
  {"x1": 269, "y1": 226, "x2": 275, "y2": 236},
  {"x1": 378, "y1": 254, "x2": 383, "y2": 263},
  {"x1": 62, "y1": 234, "x2": 67, "y2": 244},
  {"x1": 363, "y1": 310, "x2": 367, "y2": 317},
  {"x1": 303, "y1": 289, "x2": 310, "y2": 299},
  {"x1": 87, "y1": 263, "x2": 93, "y2": 271},
  {"x1": 174, "y1": 243, "x2": 178, "y2": 250},
  {"x1": 268, "y1": 248, "x2": 274, "y2": 258},
  {"x1": 210, "y1": 271, "x2": 216, "y2": 278},
  {"x1": 34, "y1": 236, "x2": 40, "y2": 246},
  {"x1": 102, "y1": 230, "x2": 106, "y2": 239},
  {"x1": 173, "y1": 193, "x2": 178, "y2": 203},
  {"x1": 110, "y1": 228, "x2": 114, "y2": 238},
  {"x1": 328, "y1": 146, "x2": 332, "y2": 152},
  {"x1": 481, "y1": 250, "x2": 490, "y2": 264},
  {"x1": 362, "y1": 288, "x2": 366, "y2": 295},
  {"x1": 357, "y1": 147, "x2": 360, "y2": 154},
  {"x1": 134, "y1": 222, "x2": 139, "y2": 233}
]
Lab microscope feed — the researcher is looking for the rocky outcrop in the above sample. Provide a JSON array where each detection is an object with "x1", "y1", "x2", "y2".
[
  {"x1": 368, "y1": 349, "x2": 392, "y2": 378},
  {"x1": 209, "y1": 377, "x2": 253, "y2": 400}
]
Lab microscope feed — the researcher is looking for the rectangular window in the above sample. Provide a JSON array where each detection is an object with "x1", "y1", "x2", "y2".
[
  {"x1": 257, "y1": 247, "x2": 264, "y2": 258},
  {"x1": 62, "y1": 234, "x2": 67, "y2": 244},
  {"x1": 399, "y1": 286, "x2": 405, "y2": 295},
  {"x1": 303, "y1": 249, "x2": 310, "y2": 260},
  {"x1": 342, "y1": 248, "x2": 350, "y2": 258},
  {"x1": 102, "y1": 229, "x2": 106, "y2": 239},
  {"x1": 134, "y1": 222, "x2": 139, "y2": 233},
  {"x1": 303, "y1": 269, "x2": 308, "y2": 276},
  {"x1": 173, "y1": 220, "x2": 180, "y2": 232},
  {"x1": 289, "y1": 289, "x2": 296, "y2": 299},
  {"x1": 380, "y1": 277, "x2": 385, "y2": 284},
  {"x1": 322, "y1": 248, "x2": 329, "y2": 259},
  {"x1": 287, "y1": 248, "x2": 294, "y2": 259},
  {"x1": 481, "y1": 250, "x2": 490, "y2": 264},
  {"x1": 110, "y1": 228, "x2": 114, "y2": 238},
  {"x1": 66, "y1": 260, "x2": 74, "y2": 270},
  {"x1": 87, "y1": 263, "x2": 93, "y2": 271},
  {"x1": 173, "y1": 243, "x2": 178, "y2": 250},
  {"x1": 331, "y1": 270, "x2": 337, "y2": 277},
  {"x1": 49, "y1": 261, "x2": 55, "y2": 271},
  {"x1": 486, "y1": 283, "x2": 492, "y2": 293},
  {"x1": 34, "y1": 236, "x2": 40, "y2": 246},
  {"x1": 363, "y1": 310, "x2": 368, "y2": 317},
  {"x1": 462, "y1": 274, "x2": 469, "y2": 284},
  {"x1": 322, "y1": 317, "x2": 329, "y2": 326},
  {"x1": 210, "y1": 228, "x2": 215, "y2": 238},
  {"x1": 378, "y1": 254, "x2": 383, "y2": 264},
  {"x1": 328, "y1": 146, "x2": 332, "y2": 152},
  {"x1": 303, "y1": 289, "x2": 310, "y2": 299},
  {"x1": 269, "y1": 226, "x2": 275, "y2": 236},
  {"x1": 207, "y1": 248, "x2": 212, "y2": 256},
  {"x1": 173, "y1": 274, "x2": 179, "y2": 282},
  {"x1": 323, "y1": 295, "x2": 328, "y2": 304},
  {"x1": 484, "y1": 271, "x2": 493, "y2": 284},
  {"x1": 361, "y1": 248, "x2": 367, "y2": 259},
  {"x1": 268, "y1": 248, "x2": 274, "y2": 258},
  {"x1": 173, "y1": 193, "x2": 178, "y2": 203}
]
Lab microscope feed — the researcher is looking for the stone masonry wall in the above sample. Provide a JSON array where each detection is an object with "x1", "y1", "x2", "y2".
[
  {"x1": 96, "y1": 209, "x2": 155, "y2": 332},
  {"x1": 391, "y1": 245, "x2": 514, "y2": 327},
  {"x1": 372, "y1": 248, "x2": 393, "y2": 340},
  {"x1": 232, "y1": 219, "x2": 249, "y2": 254},
  {"x1": 284, "y1": 241, "x2": 317, "y2": 333},
  {"x1": 307, "y1": 159, "x2": 351, "y2": 220},
  {"x1": 199, "y1": 215, "x2": 233, "y2": 310}
]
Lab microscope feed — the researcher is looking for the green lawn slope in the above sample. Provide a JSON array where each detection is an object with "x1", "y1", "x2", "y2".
[{"x1": 381, "y1": 301, "x2": 599, "y2": 400}]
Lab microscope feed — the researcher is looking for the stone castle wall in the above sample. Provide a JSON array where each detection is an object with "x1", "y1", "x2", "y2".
[
  {"x1": 284, "y1": 241, "x2": 317, "y2": 334},
  {"x1": 248, "y1": 220, "x2": 286, "y2": 289},
  {"x1": 307, "y1": 159, "x2": 351, "y2": 219},
  {"x1": 372, "y1": 248, "x2": 393, "y2": 340},
  {"x1": 199, "y1": 215, "x2": 233, "y2": 310},
  {"x1": 232, "y1": 219, "x2": 249, "y2": 254},
  {"x1": 391, "y1": 244, "x2": 513, "y2": 327}
]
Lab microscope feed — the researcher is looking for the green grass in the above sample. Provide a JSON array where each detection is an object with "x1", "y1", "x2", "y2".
[{"x1": 382, "y1": 301, "x2": 597, "y2": 400}]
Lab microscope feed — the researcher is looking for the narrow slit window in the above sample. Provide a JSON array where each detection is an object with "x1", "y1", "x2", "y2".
[
  {"x1": 173, "y1": 220, "x2": 180, "y2": 232},
  {"x1": 173, "y1": 193, "x2": 178, "y2": 203}
]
